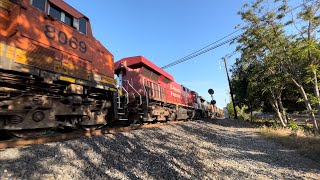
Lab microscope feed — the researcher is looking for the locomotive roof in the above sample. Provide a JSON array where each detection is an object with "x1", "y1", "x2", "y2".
[
  {"x1": 49, "y1": 0, "x2": 87, "y2": 19},
  {"x1": 115, "y1": 56, "x2": 174, "y2": 81}
]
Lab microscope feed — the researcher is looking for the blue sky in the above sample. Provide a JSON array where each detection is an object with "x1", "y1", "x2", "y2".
[{"x1": 65, "y1": 0, "x2": 246, "y2": 108}]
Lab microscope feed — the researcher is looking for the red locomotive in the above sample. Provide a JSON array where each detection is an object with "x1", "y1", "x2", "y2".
[
  {"x1": 114, "y1": 56, "x2": 213, "y2": 123},
  {"x1": 0, "y1": 0, "x2": 222, "y2": 135}
]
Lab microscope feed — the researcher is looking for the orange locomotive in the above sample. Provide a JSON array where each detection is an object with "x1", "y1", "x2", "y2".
[{"x1": 0, "y1": 0, "x2": 117, "y2": 131}]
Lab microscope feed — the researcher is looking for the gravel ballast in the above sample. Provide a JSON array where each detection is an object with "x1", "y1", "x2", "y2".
[{"x1": 0, "y1": 119, "x2": 319, "y2": 179}]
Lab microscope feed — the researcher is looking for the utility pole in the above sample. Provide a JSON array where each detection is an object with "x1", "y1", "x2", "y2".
[{"x1": 223, "y1": 57, "x2": 238, "y2": 119}]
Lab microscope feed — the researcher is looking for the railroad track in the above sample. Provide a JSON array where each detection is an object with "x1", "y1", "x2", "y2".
[{"x1": 0, "y1": 121, "x2": 182, "y2": 149}]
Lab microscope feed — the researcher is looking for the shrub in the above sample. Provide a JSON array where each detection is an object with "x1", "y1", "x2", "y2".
[{"x1": 288, "y1": 121, "x2": 299, "y2": 131}]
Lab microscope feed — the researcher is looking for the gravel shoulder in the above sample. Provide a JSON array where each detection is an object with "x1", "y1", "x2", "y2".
[{"x1": 0, "y1": 119, "x2": 319, "y2": 179}]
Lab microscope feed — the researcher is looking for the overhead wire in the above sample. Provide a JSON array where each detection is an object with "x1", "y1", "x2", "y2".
[
  {"x1": 162, "y1": 35, "x2": 241, "y2": 69},
  {"x1": 161, "y1": 0, "x2": 312, "y2": 70},
  {"x1": 161, "y1": 29, "x2": 242, "y2": 69}
]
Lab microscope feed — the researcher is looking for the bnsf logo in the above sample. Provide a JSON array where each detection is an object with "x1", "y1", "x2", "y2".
[{"x1": 44, "y1": 25, "x2": 87, "y2": 53}]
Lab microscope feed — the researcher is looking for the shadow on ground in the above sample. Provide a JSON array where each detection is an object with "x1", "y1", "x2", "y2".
[{"x1": 0, "y1": 119, "x2": 319, "y2": 179}]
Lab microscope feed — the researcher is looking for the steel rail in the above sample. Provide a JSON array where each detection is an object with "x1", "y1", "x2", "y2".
[{"x1": 0, "y1": 121, "x2": 183, "y2": 149}]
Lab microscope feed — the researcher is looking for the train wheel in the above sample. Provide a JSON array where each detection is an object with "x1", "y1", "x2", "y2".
[
  {"x1": 168, "y1": 112, "x2": 177, "y2": 121},
  {"x1": 80, "y1": 125, "x2": 104, "y2": 131},
  {"x1": 190, "y1": 110, "x2": 196, "y2": 120},
  {"x1": 6, "y1": 129, "x2": 55, "y2": 138},
  {"x1": 130, "y1": 118, "x2": 144, "y2": 126},
  {"x1": 0, "y1": 130, "x2": 13, "y2": 140}
]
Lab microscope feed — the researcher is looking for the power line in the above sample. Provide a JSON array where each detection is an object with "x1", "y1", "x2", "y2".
[
  {"x1": 161, "y1": 29, "x2": 242, "y2": 69},
  {"x1": 162, "y1": 35, "x2": 241, "y2": 69},
  {"x1": 161, "y1": 0, "x2": 312, "y2": 70}
]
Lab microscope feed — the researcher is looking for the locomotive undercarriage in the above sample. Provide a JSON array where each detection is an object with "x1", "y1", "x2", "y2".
[
  {"x1": 141, "y1": 98, "x2": 198, "y2": 122},
  {"x1": 148, "y1": 102, "x2": 175, "y2": 121},
  {"x1": 0, "y1": 70, "x2": 114, "y2": 131}
]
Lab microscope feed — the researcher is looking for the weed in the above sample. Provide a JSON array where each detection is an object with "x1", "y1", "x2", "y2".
[{"x1": 259, "y1": 127, "x2": 320, "y2": 162}]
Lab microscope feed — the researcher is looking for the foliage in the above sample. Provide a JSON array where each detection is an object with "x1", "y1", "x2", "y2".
[
  {"x1": 238, "y1": 105, "x2": 249, "y2": 120},
  {"x1": 259, "y1": 126, "x2": 320, "y2": 162},
  {"x1": 226, "y1": 102, "x2": 235, "y2": 118},
  {"x1": 288, "y1": 121, "x2": 300, "y2": 131},
  {"x1": 230, "y1": 0, "x2": 320, "y2": 132},
  {"x1": 226, "y1": 102, "x2": 249, "y2": 120}
]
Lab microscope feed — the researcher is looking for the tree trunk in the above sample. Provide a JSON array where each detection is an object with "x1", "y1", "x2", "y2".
[
  {"x1": 277, "y1": 97, "x2": 288, "y2": 124},
  {"x1": 311, "y1": 70, "x2": 320, "y2": 114},
  {"x1": 270, "y1": 99, "x2": 287, "y2": 127},
  {"x1": 306, "y1": 17, "x2": 320, "y2": 129},
  {"x1": 248, "y1": 101, "x2": 253, "y2": 122},
  {"x1": 250, "y1": 107, "x2": 253, "y2": 122},
  {"x1": 291, "y1": 78, "x2": 319, "y2": 132}
]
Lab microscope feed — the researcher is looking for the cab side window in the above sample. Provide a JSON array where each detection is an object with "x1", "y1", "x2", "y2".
[
  {"x1": 31, "y1": 0, "x2": 88, "y2": 35},
  {"x1": 31, "y1": 0, "x2": 46, "y2": 12},
  {"x1": 79, "y1": 18, "x2": 87, "y2": 35},
  {"x1": 64, "y1": 13, "x2": 73, "y2": 26},
  {"x1": 49, "y1": 4, "x2": 61, "y2": 20}
]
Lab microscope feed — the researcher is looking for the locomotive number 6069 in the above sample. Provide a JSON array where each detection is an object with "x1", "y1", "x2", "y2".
[{"x1": 44, "y1": 25, "x2": 87, "y2": 53}]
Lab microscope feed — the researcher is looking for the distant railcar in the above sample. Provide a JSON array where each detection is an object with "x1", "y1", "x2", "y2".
[
  {"x1": 0, "y1": 0, "x2": 116, "y2": 131},
  {"x1": 207, "y1": 103, "x2": 224, "y2": 118}
]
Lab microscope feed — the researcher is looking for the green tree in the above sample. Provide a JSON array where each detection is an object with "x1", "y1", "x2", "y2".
[
  {"x1": 232, "y1": 0, "x2": 320, "y2": 132},
  {"x1": 235, "y1": 0, "x2": 290, "y2": 127},
  {"x1": 295, "y1": 1, "x2": 320, "y2": 114}
]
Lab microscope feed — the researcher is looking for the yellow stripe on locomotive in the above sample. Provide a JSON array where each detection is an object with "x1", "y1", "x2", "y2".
[{"x1": 0, "y1": 0, "x2": 14, "y2": 10}]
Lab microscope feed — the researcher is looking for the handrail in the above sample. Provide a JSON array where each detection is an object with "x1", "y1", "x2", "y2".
[
  {"x1": 143, "y1": 79, "x2": 149, "y2": 107},
  {"x1": 125, "y1": 80, "x2": 142, "y2": 105},
  {"x1": 119, "y1": 85, "x2": 129, "y2": 105}
]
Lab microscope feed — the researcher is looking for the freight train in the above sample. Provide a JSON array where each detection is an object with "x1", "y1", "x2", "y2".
[
  {"x1": 0, "y1": 0, "x2": 223, "y2": 135},
  {"x1": 114, "y1": 56, "x2": 223, "y2": 123}
]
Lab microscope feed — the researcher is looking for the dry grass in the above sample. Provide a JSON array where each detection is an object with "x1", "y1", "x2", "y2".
[{"x1": 259, "y1": 127, "x2": 320, "y2": 162}]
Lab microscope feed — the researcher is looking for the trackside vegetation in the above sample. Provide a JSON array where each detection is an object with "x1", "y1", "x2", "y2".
[
  {"x1": 260, "y1": 125, "x2": 320, "y2": 162},
  {"x1": 229, "y1": 0, "x2": 320, "y2": 133}
]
